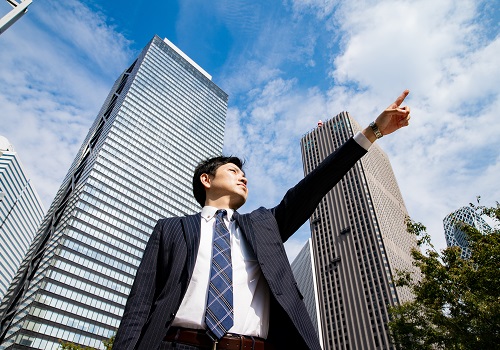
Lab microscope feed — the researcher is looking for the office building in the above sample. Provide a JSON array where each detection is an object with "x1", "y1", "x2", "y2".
[
  {"x1": 301, "y1": 113, "x2": 418, "y2": 350},
  {"x1": 0, "y1": 35, "x2": 228, "y2": 349},
  {"x1": 290, "y1": 239, "x2": 324, "y2": 349},
  {"x1": 443, "y1": 206, "x2": 491, "y2": 259},
  {"x1": 0, "y1": 137, "x2": 45, "y2": 301}
]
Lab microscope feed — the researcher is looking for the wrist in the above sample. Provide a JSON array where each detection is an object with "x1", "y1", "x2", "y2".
[
  {"x1": 362, "y1": 124, "x2": 377, "y2": 143},
  {"x1": 369, "y1": 121, "x2": 383, "y2": 139}
]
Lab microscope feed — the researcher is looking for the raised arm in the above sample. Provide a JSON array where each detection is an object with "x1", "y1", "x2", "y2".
[{"x1": 273, "y1": 89, "x2": 412, "y2": 240}]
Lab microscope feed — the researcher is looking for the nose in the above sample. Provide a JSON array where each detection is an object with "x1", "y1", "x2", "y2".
[{"x1": 240, "y1": 176, "x2": 247, "y2": 185}]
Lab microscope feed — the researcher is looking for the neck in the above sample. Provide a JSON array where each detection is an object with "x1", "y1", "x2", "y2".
[{"x1": 205, "y1": 199, "x2": 242, "y2": 210}]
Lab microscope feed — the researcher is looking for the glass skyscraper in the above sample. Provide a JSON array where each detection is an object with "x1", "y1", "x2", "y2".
[
  {"x1": 0, "y1": 137, "x2": 45, "y2": 302},
  {"x1": 301, "y1": 113, "x2": 418, "y2": 350},
  {"x1": 443, "y1": 206, "x2": 491, "y2": 259},
  {"x1": 0, "y1": 36, "x2": 228, "y2": 349},
  {"x1": 290, "y1": 239, "x2": 324, "y2": 349}
]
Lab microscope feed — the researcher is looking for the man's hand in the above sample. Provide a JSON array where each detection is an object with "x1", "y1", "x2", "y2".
[{"x1": 362, "y1": 90, "x2": 411, "y2": 142}]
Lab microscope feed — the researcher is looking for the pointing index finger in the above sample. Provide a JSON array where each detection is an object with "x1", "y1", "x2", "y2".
[{"x1": 394, "y1": 89, "x2": 410, "y2": 107}]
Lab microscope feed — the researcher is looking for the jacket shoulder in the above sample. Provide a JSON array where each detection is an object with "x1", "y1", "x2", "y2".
[
  {"x1": 152, "y1": 214, "x2": 194, "y2": 235},
  {"x1": 246, "y1": 207, "x2": 274, "y2": 220},
  {"x1": 156, "y1": 213, "x2": 199, "y2": 225}
]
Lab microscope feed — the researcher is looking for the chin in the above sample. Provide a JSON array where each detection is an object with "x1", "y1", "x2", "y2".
[{"x1": 231, "y1": 197, "x2": 247, "y2": 210}]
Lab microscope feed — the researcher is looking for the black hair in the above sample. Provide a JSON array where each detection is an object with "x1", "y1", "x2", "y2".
[{"x1": 192, "y1": 156, "x2": 244, "y2": 207}]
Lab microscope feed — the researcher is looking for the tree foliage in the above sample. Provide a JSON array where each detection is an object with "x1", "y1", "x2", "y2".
[
  {"x1": 59, "y1": 341, "x2": 96, "y2": 350},
  {"x1": 59, "y1": 335, "x2": 114, "y2": 350},
  {"x1": 389, "y1": 201, "x2": 500, "y2": 350},
  {"x1": 102, "y1": 335, "x2": 115, "y2": 350}
]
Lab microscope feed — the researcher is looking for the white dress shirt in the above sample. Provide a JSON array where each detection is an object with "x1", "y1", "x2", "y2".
[{"x1": 172, "y1": 206, "x2": 270, "y2": 338}]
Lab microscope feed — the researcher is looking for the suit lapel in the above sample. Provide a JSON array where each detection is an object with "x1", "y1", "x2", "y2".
[
  {"x1": 232, "y1": 211, "x2": 258, "y2": 256},
  {"x1": 181, "y1": 213, "x2": 201, "y2": 280},
  {"x1": 233, "y1": 209, "x2": 287, "y2": 297}
]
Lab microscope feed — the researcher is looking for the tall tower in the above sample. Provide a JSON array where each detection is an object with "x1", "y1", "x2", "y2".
[
  {"x1": 443, "y1": 206, "x2": 491, "y2": 259},
  {"x1": 0, "y1": 36, "x2": 228, "y2": 349},
  {"x1": 290, "y1": 239, "x2": 324, "y2": 349},
  {"x1": 301, "y1": 113, "x2": 417, "y2": 350},
  {"x1": 0, "y1": 137, "x2": 45, "y2": 301}
]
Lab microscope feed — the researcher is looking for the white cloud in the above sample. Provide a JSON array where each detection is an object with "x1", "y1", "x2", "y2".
[
  {"x1": 34, "y1": 0, "x2": 133, "y2": 77},
  {"x1": 223, "y1": 76, "x2": 331, "y2": 213},
  {"x1": 225, "y1": 0, "x2": 499, "y2": 258},
  {"x1": 322, "y1": 0, "x2": 500, "y2": 250},
  {"x1": 0, "y1": 0, "x2": 133, "y2": 207}
]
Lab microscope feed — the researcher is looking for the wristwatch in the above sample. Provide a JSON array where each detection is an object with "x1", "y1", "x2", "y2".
[{"x1": 369, "y1": 122, "x2": 383, "y2": 139}]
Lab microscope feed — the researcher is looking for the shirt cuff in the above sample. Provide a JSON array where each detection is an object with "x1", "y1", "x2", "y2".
[{"x1": 353, "y1": 131, "x2": 372, "y2": 151}]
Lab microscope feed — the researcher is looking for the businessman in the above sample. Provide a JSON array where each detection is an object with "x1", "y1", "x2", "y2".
[{"x1": 114, "y1": 90, "x2": 412, "y2": 350}]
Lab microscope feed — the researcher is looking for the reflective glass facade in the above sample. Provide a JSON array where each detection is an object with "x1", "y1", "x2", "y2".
[
  {"x1": 0, "y1": 138, "x2": 45, "y2": 302},
  {"x1": 0, "y1": 36, "x2": 227, "y2": 349},
  {"x1": 290, "y1": 239, "x2": 324, "y2": 349},
  {"x1": 443, "y1": 206, "x2": 491, "y2": 259},
  {"x1": 301, "y1": 113, "x2": 418, "y2": 350}
]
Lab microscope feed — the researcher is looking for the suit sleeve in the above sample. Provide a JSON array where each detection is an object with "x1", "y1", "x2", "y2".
[
  {"x1": 113, "y1": 219, "x2": 164, "y2": 350},
  {"x1": 272, "y1": 137, "x2": 367, "y2": 241}
]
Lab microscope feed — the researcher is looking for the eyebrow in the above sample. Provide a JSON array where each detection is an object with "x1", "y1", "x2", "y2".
[{"x1": 228, "y1": 165, "x2": 245, "y2": 177}]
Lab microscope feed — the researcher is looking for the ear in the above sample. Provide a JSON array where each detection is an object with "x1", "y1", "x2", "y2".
[{"x1": 200, "y1": 173, "x2": 211, "y2": 190}]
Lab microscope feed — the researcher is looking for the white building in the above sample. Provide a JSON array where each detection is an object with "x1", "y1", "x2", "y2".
[
  {"x1": 291, "y1": 239, "x2": 324, "y2": 349},
  {"x1": 301, "y1": 113, "x2": 418, "y2": 350},
  {"x1": 0, "y1": 136, "x2": 45, "y2": 301}
]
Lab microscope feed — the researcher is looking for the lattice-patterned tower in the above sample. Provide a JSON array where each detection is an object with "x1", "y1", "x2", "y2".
[
  {"x1": 0, "y1": 36, "x2": 227, "y2": 349},
  {"x1": 443, "y1": 206, "x2": 491, "y2": 259},
  {"x1": 301, "y1": 112, "x2": 418, "y2": 350}
]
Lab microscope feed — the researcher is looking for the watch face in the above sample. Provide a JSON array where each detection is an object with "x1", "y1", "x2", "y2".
[{"x1": 370, "y1": 122, "x2": 382, "y2": 138}]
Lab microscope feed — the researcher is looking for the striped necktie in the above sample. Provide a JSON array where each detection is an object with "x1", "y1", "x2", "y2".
[{"x1": 205, "y1": 209, "x2": 234, "y2": 339}]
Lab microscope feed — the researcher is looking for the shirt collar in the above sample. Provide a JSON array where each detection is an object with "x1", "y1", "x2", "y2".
[{"x1": 201, "y1": 206, "x2": 235, "y2": 222}]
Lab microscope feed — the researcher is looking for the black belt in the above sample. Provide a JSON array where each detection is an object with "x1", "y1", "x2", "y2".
[{"x1": 164, "y1": 327, "x2": 274, "y2": 350}]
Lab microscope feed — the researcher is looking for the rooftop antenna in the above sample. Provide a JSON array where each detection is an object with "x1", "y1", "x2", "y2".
[{"x1": 0, "y1": 0, "x2": 33, "y2": 35}]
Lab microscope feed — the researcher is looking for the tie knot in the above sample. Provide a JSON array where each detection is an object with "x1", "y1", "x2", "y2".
[{"x1": 216, "y1": 209, "x2": 227, "y2": 219}]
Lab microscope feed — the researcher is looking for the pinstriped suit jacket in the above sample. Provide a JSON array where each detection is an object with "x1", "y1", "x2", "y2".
[{"x1": 113, "y1": 138, "x2": 367, "y2": 350}]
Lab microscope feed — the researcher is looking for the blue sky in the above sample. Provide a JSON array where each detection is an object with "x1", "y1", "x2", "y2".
[{"x1": 1, "y1": 0, "x2": 499, "y2": 261}]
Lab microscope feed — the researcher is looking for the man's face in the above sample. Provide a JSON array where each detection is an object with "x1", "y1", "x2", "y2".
[{"x1": 205, "y1": 162, "x2": 248, "y2": 209}]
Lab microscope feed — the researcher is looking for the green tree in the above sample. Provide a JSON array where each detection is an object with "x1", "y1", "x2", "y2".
[
  {"x1": 58, "y1": 340, "x2": 95, "y2": 350},
  {"x1": 59, "y1": 334, "x2": 114, "y2": 350},
  {"x1": 388, "y1": 201, "x2": 500, "y2": 349},
  {"x1": 102, "y1": 335, "x2": 114, "y2": 350}
]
